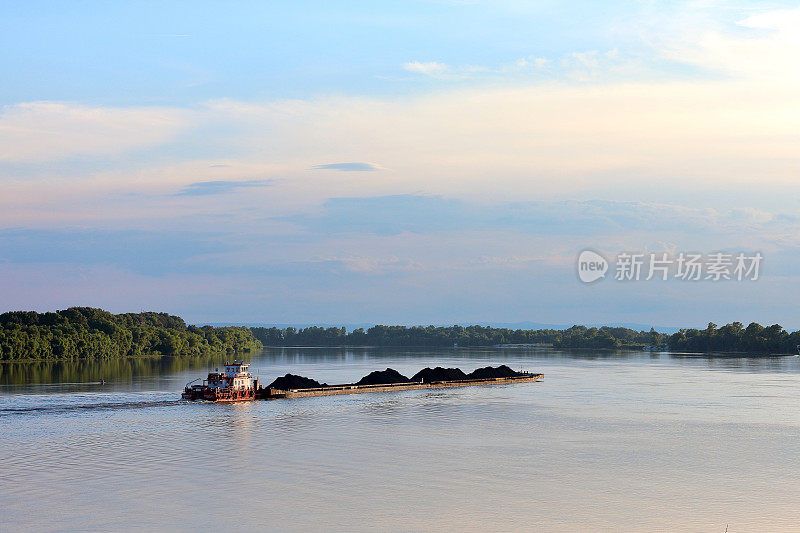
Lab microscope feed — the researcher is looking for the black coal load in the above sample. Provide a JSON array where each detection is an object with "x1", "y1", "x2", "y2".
[
  {"x1": 409, "y1": 366, "x2": 468, "y2": 383},
  {"x1": 264, "y1": 365, "x2": 525, "y2": 394},
  {"x1": 466, "y1": 365, "x2": 521, "y2": 380},
  {"x1": 268, "y1": 374, "x2": 327, "y2": 390},
  {"x1": 357, "y1": 368, "x2": 411, "y2": 385}
]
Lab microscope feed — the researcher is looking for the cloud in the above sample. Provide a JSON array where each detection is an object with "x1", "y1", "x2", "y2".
[
  {"x1": 660, "y1": 6, "x2": 800, "y2": 82},
  {"x1": 310, "y1": 162, "x2": 382, "y2": 171},
  {"x1": 3, "y1": 5, "x2": 800, "y2": 237},
  {"x1": 403, "y1": 48, "x2": 628, "y2": 82},
  {"x1": 403, "y1": 61, "x2": 449, "y2": 77},
  {"x1": 289, "y1": 194, "x2": 800, "y2": 242},
  {"x1": 6, "y1": 66, "x2": 800, "y2": 229},
  {"x1": 516, "y1": 56, "x2": 549, "y2": 69},
  {"x1": 175, "y1": 179, "x2": 273, "y2": 196},
  {"x1": 0, "y1": 102, "x2": 187, "y2": 163}
]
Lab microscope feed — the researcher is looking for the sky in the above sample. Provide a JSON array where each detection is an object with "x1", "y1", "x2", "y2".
[{"x1": 2, "y1": 0, "x2": 800, "y2": 328}]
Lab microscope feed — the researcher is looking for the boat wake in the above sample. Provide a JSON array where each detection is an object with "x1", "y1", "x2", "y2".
[{"x1": 0, "y1": 398, "x2": 184, "y2": 417}]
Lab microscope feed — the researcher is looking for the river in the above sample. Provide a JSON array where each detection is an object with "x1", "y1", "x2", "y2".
[{"x1": 2, "y1": 347, "x2": 799, "y2": 532}]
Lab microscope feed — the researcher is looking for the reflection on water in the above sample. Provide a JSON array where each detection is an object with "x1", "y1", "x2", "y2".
[
  {"x1": 2, "y1": 348, "x2": 795, "y2": 387},
  {"x1": 0, "y1": 353, "x2": 229, "y2": 386},
  {"x1": 3, "y1": 348, "x2": 800, "y2": 532}
]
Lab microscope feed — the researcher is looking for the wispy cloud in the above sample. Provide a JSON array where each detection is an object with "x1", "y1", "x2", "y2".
[
  {"x1": 175, "y1": 179, "x2": 273, "y2": 196},
  {"x1": 403, "y1": 61, "x2": 449, "y2": 77},
  {"x1": 402, "y1": 60, "x2": 490, "y2": 80},
  {"x1": 403, "y1": 49, "x2": 622, "y2": 81},
  {"x1": 515, "y1": 56, "x2": 549, "y2": 69},
  {"x1": 662, "y1": 5, "x2": 800, "y2": 82},
  {"x1": 310, "y1": 162, "x2": 382, "y2": 171},
  {"x1": 0, "y1": 102, "x2": 187, "y2": 163}
]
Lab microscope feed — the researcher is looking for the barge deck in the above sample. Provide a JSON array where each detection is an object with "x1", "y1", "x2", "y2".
[{"x1": 262, "y1": 373, "x2": 543, "y2": 399}]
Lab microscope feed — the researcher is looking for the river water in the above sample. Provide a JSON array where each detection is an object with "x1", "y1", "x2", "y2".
[{"x1": 2, "y1": 348, "x2": 800, "y2": 532}]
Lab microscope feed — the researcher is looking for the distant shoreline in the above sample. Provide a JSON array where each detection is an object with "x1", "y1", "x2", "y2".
[
  {"x1": 256, "y1": 345, "x2": 799, "y2": 357},
  {"x1": 4, "y1": 308, "x2": 799, "y2": 361}
]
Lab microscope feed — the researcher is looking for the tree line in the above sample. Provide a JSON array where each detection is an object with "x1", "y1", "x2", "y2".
[
  {"x1": 252, "y1": 322, "x2": 800, "y2": 354},
  {"x1": 4, "y1": 309, "x2": 797, "y2": 359},
  {"x1": 0, "y1": 308, "x2": 262, "y2": 361},
  {"x1": 667, "y1": 322, "x2": 800, "y2": 354},
  {"x1": 250, "y1": 324, "x2": 669, "y2": 349}
]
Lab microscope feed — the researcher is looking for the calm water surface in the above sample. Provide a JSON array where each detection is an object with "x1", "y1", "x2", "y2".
[{"x1": 2, "y1": 348, "x2": 800, "y2": 532}]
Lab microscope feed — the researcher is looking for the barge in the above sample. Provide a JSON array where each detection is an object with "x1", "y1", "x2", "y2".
[
  {"x1": 182, "y1": 362, "x2": 543, "y2": 402},
  {"x1": 262, "y1": 373, "x2": 544, "y2": 400}
]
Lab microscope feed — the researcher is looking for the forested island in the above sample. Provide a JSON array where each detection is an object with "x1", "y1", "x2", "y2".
[
  {"x1": 0, "y1": 308, "x2": 262, "y2": 361},
  {"x1": 2, "y1": 308, "x2": 799, "y2": 360}
]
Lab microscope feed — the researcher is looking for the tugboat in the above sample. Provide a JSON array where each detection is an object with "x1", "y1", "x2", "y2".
[{"x1": 182, "y1": 361, "x2": 259, "y2": 402}]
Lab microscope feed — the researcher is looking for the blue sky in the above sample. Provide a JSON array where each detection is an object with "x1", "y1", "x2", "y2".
[
  {"x1": 2, "y1": 1, "x2": 800, "y2": 327},
  {"x1": 0, "y1": 1, "x2": 668, "y2": 103}
]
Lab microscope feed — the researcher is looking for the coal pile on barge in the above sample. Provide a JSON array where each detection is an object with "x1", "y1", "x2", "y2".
[
  {"x1": 466, "y1": 364, "x2": 520, "y2": 379},
  {"x1": 267, "y1": 365, "x2": 527, "y2": 390},
  {"x1": 357, "y1": 368, "x2": 411, "y2": 385},
  {"x1": 410, "y1": 366, "x2": 468, "y2": 383},
  {"x1": 267, "y1": 374, "x2": 328, "y2": 390}
]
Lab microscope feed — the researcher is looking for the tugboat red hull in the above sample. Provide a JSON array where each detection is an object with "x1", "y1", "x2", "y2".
[
  {"x1": 203, "y1": 387, "x2": 255, "y2": 402},
  {"x1": 181, "y1": 361, "x2": 258, "y2": 402},
  {"x1": 182, "y1": 385, "x2": 256, "y2": 402}
]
